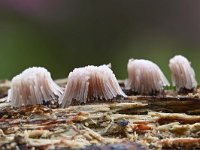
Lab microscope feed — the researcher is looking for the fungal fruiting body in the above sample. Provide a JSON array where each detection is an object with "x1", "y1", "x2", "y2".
[
  {"x1": 125, "y1": 59, "x2": 170, "y2": 95},
  {"x1": 8, "y1": 67, "x2": 63, "y2": 107},
  {"x1": 169, "y1": 55, "x2": 197, "y2": 92},
  {"x1": 59, "y1": 65, "x2": 127, "y2": 107}
]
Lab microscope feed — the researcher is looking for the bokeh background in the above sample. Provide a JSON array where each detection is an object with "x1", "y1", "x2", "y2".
[{"x1": 0, "y1": 0, "x2": 200, "y2": 83}]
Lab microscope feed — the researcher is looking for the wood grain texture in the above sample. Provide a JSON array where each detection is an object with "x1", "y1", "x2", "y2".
[{"x1": 0, "y1": 79, "x2": 200, "y2": 149}]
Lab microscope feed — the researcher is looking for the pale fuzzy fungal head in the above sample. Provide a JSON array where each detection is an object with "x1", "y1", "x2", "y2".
[
  {"x1": 59, "y1": 65, "x2": 127, "y2": 107},
  {"x1": 169, "y1": 55, "x2": 197, "y2": 91},
  {"x1": 8, "y1": 67, "x2": 63, "y2": 108},
  {"x1": 126, "y1": 59, "x2": 169, "y2": 95}
]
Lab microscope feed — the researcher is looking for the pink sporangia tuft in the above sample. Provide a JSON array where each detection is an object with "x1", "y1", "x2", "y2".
[
  {"x1": 125, "y1": 59, "x2": 169, "y2": 95},
  {"x1": 59, "y1": 65, "x2": 127, "y2": 107},
  {"x1": 169, "y1": 55, "x2": 197, "y2": 91},
  {"x1": 8, "y1": 67, "x2": 63, "y2": 107}
]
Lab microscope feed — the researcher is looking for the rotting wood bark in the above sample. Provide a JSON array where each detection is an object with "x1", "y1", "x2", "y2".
[{"x1": 0, "y1": 79, "x2": 200, "y2": 150}]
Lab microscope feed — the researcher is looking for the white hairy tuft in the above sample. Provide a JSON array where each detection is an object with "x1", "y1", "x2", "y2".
[
  {"x1": 59, "y1": 65, "x2": 127, "y2": 107},
  {"x1": 169, "y1": 55, "x2": 197, "y2": 91},
  {"x1": 125, "y1": 59, "x2": 169, "y2": 95},
  {"x1": 8, "y1": 67, "x2": 63, "y2": 107}
]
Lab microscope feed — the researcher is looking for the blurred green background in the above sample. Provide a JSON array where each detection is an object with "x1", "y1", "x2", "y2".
[{"x1": 0, "y1": 0, "x2": 200, "y2": 83}]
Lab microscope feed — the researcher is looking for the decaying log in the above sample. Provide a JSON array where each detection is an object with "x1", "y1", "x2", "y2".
[{"x1": 0, "y1": 79, "x2": 200, "y2": 149}]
